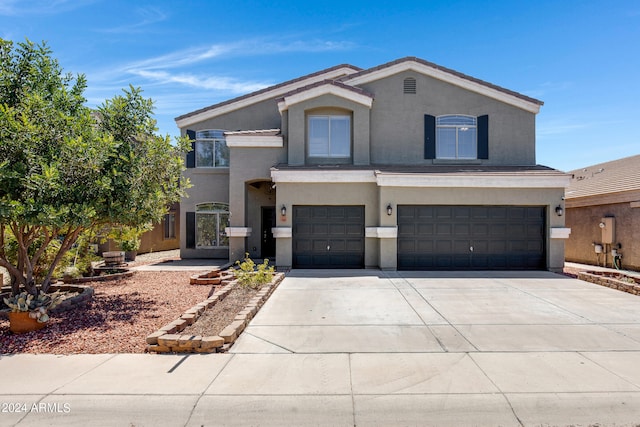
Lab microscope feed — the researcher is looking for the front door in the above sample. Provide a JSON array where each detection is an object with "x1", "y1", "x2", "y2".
[{"x1": 261, "y1": 206, "x2": 276, "y2": 258}]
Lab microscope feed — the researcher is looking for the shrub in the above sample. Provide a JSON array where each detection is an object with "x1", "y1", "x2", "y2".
[{"x1": 235, "y1": 253, "x2": 274, "y2": 289}]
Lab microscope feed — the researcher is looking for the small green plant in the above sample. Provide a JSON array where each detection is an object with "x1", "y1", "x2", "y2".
[
  {"x1": 3, "y1": 291, "x2": 64, "y2": 323},
  {"x1": 235, "y1": 253, "x2": 275, "y2": 289}
]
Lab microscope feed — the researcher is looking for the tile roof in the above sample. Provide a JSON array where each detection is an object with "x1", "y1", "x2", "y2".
[
  {"x1": 175, "y1": 64, "x2": 361, "y2": 122},
  {"x1": 340, "y1": 56, "x2": 544, "y2": 106},
  {"x1": 224, "y1": 129, "x2": 281, "y2": 136},
  {"x1": 565, "y1": 154, "x2": 640, "y2": 200},
  {"x1": 275, "y1": 79, "x2": 374, "y2": 102},
  {"x1": 272, "y1": 163, "x2": 564, "y2": 175}
]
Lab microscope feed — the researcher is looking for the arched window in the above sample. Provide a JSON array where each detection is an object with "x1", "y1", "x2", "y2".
[
  {"x1": 436, "y1": 115, "x2": 477, "y2": 159},
  {"x1": 195, "y1": 202, "x2": 229, "y2": 248},
  {"x1": 195, "y1": 130, "x2": 229, "y2": 167}
]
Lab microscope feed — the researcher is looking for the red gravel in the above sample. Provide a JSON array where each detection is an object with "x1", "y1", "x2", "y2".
[{"x1": 0, "y1": 271, "x2": 212, "y2": 354}]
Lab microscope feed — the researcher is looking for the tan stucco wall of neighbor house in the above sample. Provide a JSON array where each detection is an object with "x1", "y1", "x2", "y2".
[
  {"x1": 357, "y1": 71, "x2": 536, "y2": 166},
  {"x1": 566, "y1": 202, "x2": 640, "y2": 271}
]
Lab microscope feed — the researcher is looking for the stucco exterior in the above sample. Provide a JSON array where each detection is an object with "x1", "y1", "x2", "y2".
[
  {"x1": 175, "y1": 56, "x2": 570, "y2": 271},
  {"x1": 564, "y1": 155, "x2": 640, "y2": 271}
]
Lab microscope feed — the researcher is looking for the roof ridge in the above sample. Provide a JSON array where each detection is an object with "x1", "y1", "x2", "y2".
[
  {"x1": 175, "y1": 63, "x2": 361, "y2": 122},
  {"x1": 340, "y1": 56, "x2": 543, "y2": 106}
]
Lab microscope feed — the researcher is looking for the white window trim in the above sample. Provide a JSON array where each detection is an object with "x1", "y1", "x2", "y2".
[
  {"x1": 308, "y1": 115, "x2": 351, "y2": 158},
  {"x1": 436, "y1": 114, "x2": 477, "y2": 160}
]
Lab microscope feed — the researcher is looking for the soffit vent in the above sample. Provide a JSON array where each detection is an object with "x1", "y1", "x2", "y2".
[{"x1": 403, "y1": 77, "x2": 417, "y2": 94}]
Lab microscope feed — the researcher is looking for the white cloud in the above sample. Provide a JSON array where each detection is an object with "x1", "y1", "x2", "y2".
[
  {"x1": 130, "y1": 70, "x2": 270, "y2": 93},
  {"x1": 96, "y1": 6, "x2": 168, "y2": 34},
  {"x1": 125, "y1": 38, "x2": 355, "y2": 71}
]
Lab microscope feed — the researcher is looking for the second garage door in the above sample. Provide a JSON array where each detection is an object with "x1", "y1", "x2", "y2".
[
  {"x1": 398, "y1": 205, "x2": 545, "y2": 270},
  {"x1": 293, "y1": 205, "x2": 365, "y2": 268}
]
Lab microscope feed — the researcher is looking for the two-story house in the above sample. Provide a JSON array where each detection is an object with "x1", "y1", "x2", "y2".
[{"x1": 175, "y1": 57, "x2": 571, "y2": 271}]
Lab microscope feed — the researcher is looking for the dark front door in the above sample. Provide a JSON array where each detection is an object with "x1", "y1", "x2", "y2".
[
  {"x1": 293, "y1": 205, "x2": 365, "y2": 268},
  {"x1": 261, "y1": 206, "x2": 276, "y2": 258},
  {"x1": 397, "y1": 205, "x2": 545, "y2": 270}
]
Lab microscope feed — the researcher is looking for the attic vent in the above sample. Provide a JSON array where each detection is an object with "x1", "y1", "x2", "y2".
[{"x1": 403, "y1": 77, "x2": 416, "y2": 94}]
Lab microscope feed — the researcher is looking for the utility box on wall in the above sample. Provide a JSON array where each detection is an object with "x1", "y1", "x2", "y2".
[{"x1": 600, "y1": 217, "x2": 615, "y2": 244}]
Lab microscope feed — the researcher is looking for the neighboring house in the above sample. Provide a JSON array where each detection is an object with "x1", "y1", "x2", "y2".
[
  {"x1": 175, "y1": 57, "x2": 570, "y2": 271},
  {"x1": 98, "y1": 202, "x2": 180, "y2": 254},
  {"x1": 565, "y1": 155, "x2": 640, "y2": 271}
]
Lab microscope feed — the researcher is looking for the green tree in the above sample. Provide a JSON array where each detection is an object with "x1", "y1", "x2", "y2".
[{"x1": 0, "y1": 38, "x2": 190, "y2": 295}]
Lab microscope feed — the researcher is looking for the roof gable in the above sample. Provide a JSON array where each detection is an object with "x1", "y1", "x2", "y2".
[
  {"x1": 341, "y1": 57, "x2": 543, "y2": 113},
  {"x1": 175, "y1": 64, "x2": 361, "y2": 127},
  {"x1": 277, "y1": 80, "x2": 374, "y2": 113}
]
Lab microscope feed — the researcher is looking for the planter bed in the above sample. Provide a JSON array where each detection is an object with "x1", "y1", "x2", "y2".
[
  {"x1": 0, "y1": 284, "x2": 94, "y2": 319},
  {"x1": 146, "y1": 272, "x2": 285, "y2": 354},
  {"x1": 578, "y1": 271, "x2": 640, "y2": 295},
  {"x1": 64, "y1": 267, "x2": 134, "y2": 284}
]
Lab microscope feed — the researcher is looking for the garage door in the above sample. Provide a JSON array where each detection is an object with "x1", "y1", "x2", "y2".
[
  {"x1": 293, "y1": 206, "x2": 364, "y2": 268},
  {"x1": 398, "y1": 205, "x2": 545, "y2": 270}
]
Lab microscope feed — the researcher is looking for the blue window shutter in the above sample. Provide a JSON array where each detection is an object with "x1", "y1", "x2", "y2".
[
  {"x1": 477, "y1": 115, "x2": 489, "y2": 159},
  {"x1": 186, "y1": 130, "x2": 196, "y2": 168},
  {"x1": 186, "y1": 212, "x2": 196, "y2": 248},
  {"x1": 424, "y1": 115, "x2": 436, "y2": 159}
]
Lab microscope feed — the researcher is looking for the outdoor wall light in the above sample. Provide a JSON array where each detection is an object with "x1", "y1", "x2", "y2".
[
  {"x1": 555, "y1": 205, "x2": 564, "y2": 216},
  {"x1": 386, "y1": 204, "x2": 393, "y2": 216},
  {"x1": 280, "y1": 205, "x2": 287, "y2": 216}
]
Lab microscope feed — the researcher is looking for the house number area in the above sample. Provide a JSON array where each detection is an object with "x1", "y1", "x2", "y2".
[{"x1": 2, "y1": 402, "x2": 71, "y2": 414}]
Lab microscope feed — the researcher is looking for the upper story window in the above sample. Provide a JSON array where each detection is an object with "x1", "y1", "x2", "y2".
[
  {"x1": 308, "y1": 115, "x2": 351, "y2": 158},
  {"x1": 436, "y1": 115, "x2": 477, "y2": 159},
  {"x1": 195, "y1": 130, "x2": 229, "y2": 167}
]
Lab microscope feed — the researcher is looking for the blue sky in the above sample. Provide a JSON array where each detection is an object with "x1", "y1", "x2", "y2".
[{"x1": 1, "y1": 0, "x2": 638, "y2": 172}]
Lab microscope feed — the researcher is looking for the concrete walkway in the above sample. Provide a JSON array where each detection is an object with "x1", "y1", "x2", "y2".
[{"x1": 2, "y1": 270, "x2": 640, "y2": 426}]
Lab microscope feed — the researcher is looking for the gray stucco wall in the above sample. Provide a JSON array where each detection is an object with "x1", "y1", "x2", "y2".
[
  {"x1": 359, "y1": 71, "x2": 536, "y2": 166},
  {"x1": 189, "y1": 98, "x2": 281, "y2": 133},
  {"x1": 274, "y1": 182, "x2": 380, "y2": 268},
  {"x1": 286, "y1": 94, "x2": 371, "y2": 166},
  {"x1": 180, "y1": 168, "x2": 229, "y2": 259},
  {"x1": 228, "y1": 146, "x2": 286, "y2": 262},
  {"x1": 273, "y1": 183, "x2": 566, "y2": 271}
]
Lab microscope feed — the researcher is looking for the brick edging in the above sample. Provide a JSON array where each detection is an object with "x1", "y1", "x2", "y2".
[
  {"x1": 146, "y1": 272, "x2": 285, "y2": 353},
  {"x1": 578, "y1": 271, "x2": 640, "y2": 295}
]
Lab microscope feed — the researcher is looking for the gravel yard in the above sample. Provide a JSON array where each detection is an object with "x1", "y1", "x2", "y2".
[{"x1": 0, "y1": 270, "x2": 213, "y2": 354}]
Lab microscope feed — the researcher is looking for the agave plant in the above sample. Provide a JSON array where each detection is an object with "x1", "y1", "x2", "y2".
[{"x1": 3, "y1": 291, "x2": 64, "y2": 323}]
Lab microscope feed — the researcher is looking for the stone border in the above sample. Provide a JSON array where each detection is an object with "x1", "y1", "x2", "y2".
[
  {"x1": 190, "y1": 269, "x2": 234, "y2": 286},
  {"x1": 146, "y1": 272, "x2": 285, "y2": 353},
  {"x1": 578, "y1": 271, "x2": 640, "y2": 296},
  {"x1": 64, "y1": 268, "x2": 134, "y2": 284}
]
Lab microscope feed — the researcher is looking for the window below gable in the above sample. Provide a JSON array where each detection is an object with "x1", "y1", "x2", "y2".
[
  {"x1": 436, "y1": 115, "x2": 477, "y2": 159},
  {"x1": 424, "y1": 114, "x2": 489, "y2": 160},
  {"x1": 308, "y1": 115, "x2": 351, "y2": 158}
]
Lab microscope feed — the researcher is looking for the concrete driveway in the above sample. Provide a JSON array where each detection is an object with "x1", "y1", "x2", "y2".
[
  {"x1": 228, "y1": 269, "x2": 640, "y2": 426},
  {"x1": 3, "y1": 269, "x2": 640, "y2": 426}
]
